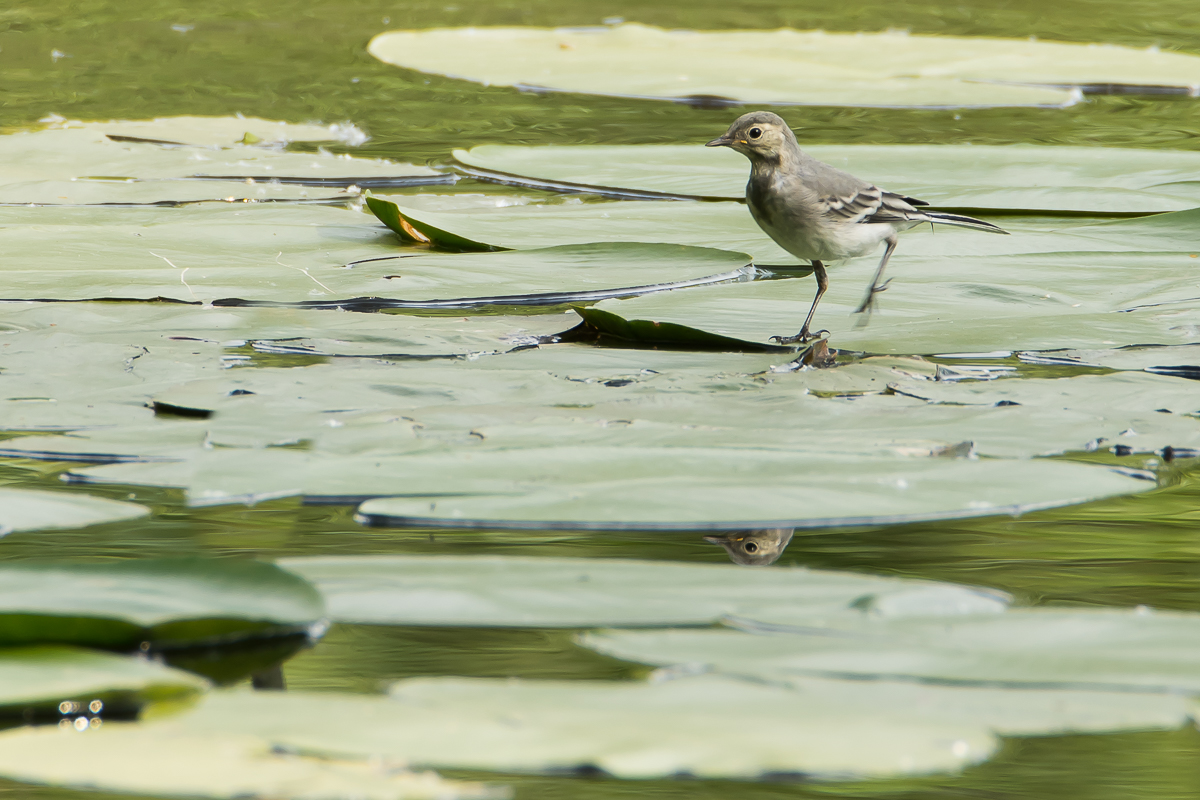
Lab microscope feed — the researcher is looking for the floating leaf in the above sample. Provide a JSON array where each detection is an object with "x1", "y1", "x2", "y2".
[
  {"x1": 454, "y1": 143, "x2": 1200, "y2": 214},
  {"x1": 0, "y1": 645, "x2": 207, "y2": 717},
  {"x1": 0, "y1": 117, "x2": 446, "y2": 205},
  {"x1": 153, "y1": 681, "x2": 998, "y2": 779},
  {"x1": 277, "y1": 555, "x2": 1008, "y2": 627},
  {"x1": 0, "y1": 202, "x2": 759, "y2": 307},
  {"x1": 585, "y1": 606, "x2": 1200, "y2": 694},
  {"x1": 0, "y1": 723, "x2": 497, "y2": 800},
  {"x1": 368, "y1": 25, "x2": 1093, "y2": 108},
  {"x1": 0, "y1": 558, "x2": 324, "y2": 649},
  {"x1": 0, "y1": 488, "x2": 149, "y2": 534}
]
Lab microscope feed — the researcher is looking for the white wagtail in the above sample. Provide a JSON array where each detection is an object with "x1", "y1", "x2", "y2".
[{"x1": 707, "y1": 111, "x2": 1008, "y2": 344}]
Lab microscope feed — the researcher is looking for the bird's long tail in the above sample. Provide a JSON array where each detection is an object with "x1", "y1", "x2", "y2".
[{"x1": 924, "y1": 211, "x2": 1009, "y2": 234}]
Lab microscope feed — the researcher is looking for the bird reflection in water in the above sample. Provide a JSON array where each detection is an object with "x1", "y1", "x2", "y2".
[{"x1": 705, "y1": 528, "x2": 794, "y2": 566}]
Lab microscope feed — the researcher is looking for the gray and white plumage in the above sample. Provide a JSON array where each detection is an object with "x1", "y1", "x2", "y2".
[{"x1": 707, "y1": 111, "x2": 1007, "y2": 344}]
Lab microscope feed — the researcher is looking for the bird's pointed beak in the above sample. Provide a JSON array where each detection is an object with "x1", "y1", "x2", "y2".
[
  {"x1": 702, "y1": 535, "x2": 725, "y2": 544},
  {"x1": 706, "y1": 135, "x2": 732, "y2": 148}
]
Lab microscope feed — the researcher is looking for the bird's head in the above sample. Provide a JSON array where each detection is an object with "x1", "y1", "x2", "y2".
[{"x1": 706, "y1": 111, "x2": 796, "y2": 161}]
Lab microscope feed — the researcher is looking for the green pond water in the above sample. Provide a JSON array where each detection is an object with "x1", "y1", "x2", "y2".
[{"x1": 3, "y1": 0, "x2": 1200, "y2": 797}]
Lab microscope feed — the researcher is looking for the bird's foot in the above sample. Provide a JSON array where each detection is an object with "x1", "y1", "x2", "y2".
[
  {"x1": 854, "y1": 278, "x2": 893, "y2": 315},
  {"x1": 770, "y1": 328, "x2": 829, "y2": 345}
]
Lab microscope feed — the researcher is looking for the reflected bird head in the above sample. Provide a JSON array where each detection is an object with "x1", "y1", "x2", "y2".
[
  {"x1": 706, "y1": 111, "x2": 796, "y2": 161},
  {"x1": 704, "y1": 528, "x2": 794, "y2": 566}
]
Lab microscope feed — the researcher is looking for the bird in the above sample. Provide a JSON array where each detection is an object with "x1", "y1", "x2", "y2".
[{"x1": 706, "y1": 111, "x2": 1008, "y2": 344}]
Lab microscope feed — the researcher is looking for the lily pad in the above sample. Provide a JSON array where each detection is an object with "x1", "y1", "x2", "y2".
[
  {"x1": 157, "y1": 681, "x2": 998, "y2": 779},
  {"x1": 0, "y1": 645, "x2": 208, "y2": 717},
  {"x1": 585, "y1": 606, "x2": 1200, "y2": 694},
  {"x1": 367, "y1": 25, "x2": 1105, "y2": 109},
  {"x1": 0, "y1": 488, "x2": 149, "y2": 534},
  {"x1": 0, "y1": 558, "x2": 324, "y2": 649},
  {"x1": 0, "y1": 203, "x2": 760, "y2": 307},
  {"x1": 0, "y1": 117, "x2": 446, "y2": 205},
  {"x1": 276, "y1": 555, "x2": 1008, "y2": 627},
  {"x1": 454, "y1": 143, "x2": 1200, "y2": 214},
  {"x1": 0, "y1": 723, "x2": 497, "y2": 800}
]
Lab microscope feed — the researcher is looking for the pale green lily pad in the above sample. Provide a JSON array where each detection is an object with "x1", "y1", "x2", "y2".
[
  {"x1": 0, "y1": 488, "x2": 149, "y2": 534},
  {"x1": 0, "y1": 203, "x2": 757, "y2": 305},
  {"x1": 0, "y1": 558, "x2": 324, "y2": 649},
  {"x1": 276, "y1": 555, "x2": 1008, "y2": 627},
  {"x1": 454, "y1": 143, "x2": 1200, "y2": 213},
  {"x1": 367, "y1": 25, "x2": 1102, "y2": 108},
  {"x1": 161, "y1": 681, "x2": 998, "y2": 779},
  {"x1": 0, "y1": 723, "x2": 497, "y2": 800},
  {"x1": 353, "y1": 455, "x2": 1147, "y2": 529},
  {"x1": 0, "y1": 645, "x2": 208, "y2": 714},
  {"x1": 584, "y1": 606, "x2": 1200, "y2": 693},
  {"x1": 0, "y1": 117, "x2": 444, "y2": 205}
]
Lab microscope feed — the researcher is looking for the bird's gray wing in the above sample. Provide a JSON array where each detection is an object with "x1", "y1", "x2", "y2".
[
  {"x1": 807, "y1": 160, "x2": 929, "y2": 224},
  {"x1": 817, "y1": 185, "x2": 931, "y2": 225}
]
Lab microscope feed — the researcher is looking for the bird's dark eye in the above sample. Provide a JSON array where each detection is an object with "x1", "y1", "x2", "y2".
[
  {"x1": 748, "y1": 127, "x2": 762, "y2": 139},
  {"x1": 744, "y1": 542, "x2": 759, "y2": 553}
]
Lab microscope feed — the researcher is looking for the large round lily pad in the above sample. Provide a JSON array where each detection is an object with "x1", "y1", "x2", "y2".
[{"x1": 367, "y1": 25, "x2": 1139, "y2": 108}]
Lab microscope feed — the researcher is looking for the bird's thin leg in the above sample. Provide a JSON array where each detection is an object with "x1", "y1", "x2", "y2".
[
  {"x1": 771, "y1": 261, "x2": 828, "y2": 344},
  {"x1": 855, "y1": 235, "x2": 898, "y2": 315}
]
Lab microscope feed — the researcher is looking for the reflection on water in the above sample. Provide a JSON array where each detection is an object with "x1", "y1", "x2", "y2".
[{"x1": 705, "y1": 528, "x2": 794, "y2": 566}]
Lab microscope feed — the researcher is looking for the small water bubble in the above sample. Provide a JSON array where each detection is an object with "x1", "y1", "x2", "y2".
[
  {"x1": 88, "y1": 700, "x2": 103, "y2": 714},
  {"x1": 50, "y1": 49, "x2": 69, "y2": 62},
  {"x1": 58, "y1": 700, "x2": 79, "y2": 715},
  {"x1": 73, "y1": 716, "x2": 89, "y2": 731},
  {"x1": 58, "y1": 719, "x2": 72, "y2": 730}
]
